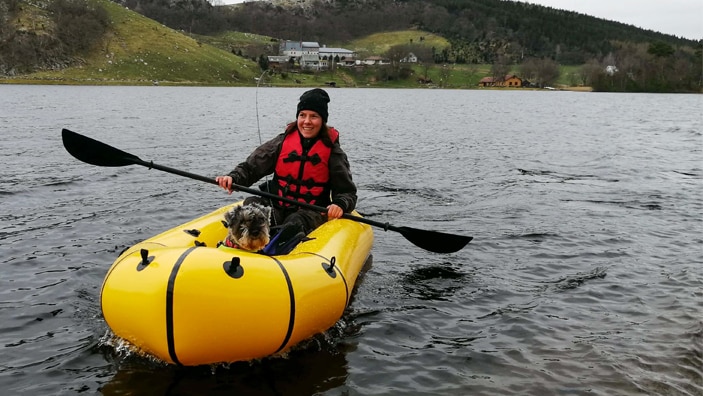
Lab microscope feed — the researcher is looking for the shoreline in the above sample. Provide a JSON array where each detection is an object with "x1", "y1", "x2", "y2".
[{"x1": 0, "y1": 77, "x2": 595, "y2": 91}]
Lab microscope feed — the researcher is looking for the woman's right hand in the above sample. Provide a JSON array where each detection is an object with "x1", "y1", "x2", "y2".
[{"x1": 215, "y1": 175, "x2": 233, "y2": 194}]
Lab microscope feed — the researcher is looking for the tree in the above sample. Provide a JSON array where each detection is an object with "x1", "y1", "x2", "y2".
[
  {"x1": 519, "y1": 57, "x2": 560, "y2": 87},
  {"x1": 535, "y1": 58, "x2": 560, "y2": 87},
  {"x1": 258, "y1": 54, "x2": 268, "y2": 71},
  {"x1": 1, "y1": 0, "x2": 109, "y2": 74},
  {"x1": 648, "y1": 41, "x2": 675, "y2": 58},
  {"x1": 580, "y1": 58, "x2": 603, "y2": 86},
  {"x1": 490, "y1": 55, "x2": 511, "y2": 82},
  {"x1": 49, "y1": 0, "x2": 110, "y2": 52},
  {"x1": 438, "y1": 64, "x2": 451, "y2": 88},
  {"x1": 385, "y1": 44, "x2": 412, "y2": 80},
  {"x1": 412, "y1": 45, "x2": 434, "y2": 65}
]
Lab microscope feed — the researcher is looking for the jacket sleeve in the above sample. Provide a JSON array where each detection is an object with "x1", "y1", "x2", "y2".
[
  {"x1": 329, "y1": 139, "x2": 358, "y2": 213},
  {"x1": 227, "y1": 134, "x2": 284, "y2": 187}
]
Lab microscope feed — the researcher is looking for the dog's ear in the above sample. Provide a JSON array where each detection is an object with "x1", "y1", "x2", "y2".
[
  {"x1": 262, "y1": 206, "x2": 272, "y2": 220},
  {"x1": 224, "y1": 207, "x2": 240, "y2": 225}
]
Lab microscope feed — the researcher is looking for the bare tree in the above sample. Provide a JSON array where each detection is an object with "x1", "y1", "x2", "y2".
[
  {"x1": 438, "y1": 64, "x2": 451, "y2": 88},
  {"x1": 490, "y1": 54, "x2": 511, "y2": 82},
  {"x1": 385, "y1": 44, "x2": 412, "y2": 80},
  {"x1": 580, "y1": 58, "x2": 602, "y2": 86},
  {"x1": 538, "y1": 58, "x2": 560, "y2": 87},
  {"x1": 520, "y1": 57, "x2": 560, "y2": 88}
]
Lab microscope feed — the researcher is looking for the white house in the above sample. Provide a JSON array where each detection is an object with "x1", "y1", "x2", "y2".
[
  {"x1": 401, "y1": 52, "x2": 417, "y2": 63},
  {"x1": 319, "y1": 46, "x2": 356, "y2": 67},
  {"x1": 279, "y1": 40, "x2": 356, "y2": 70},
  {"x1": 267, "y1": 55, "x2": 291, "y2": 70},
  {"x1": 356, "y1": 56, "x2": 390, "y2": 66},
  {"x1": 300, "y1": 53, "x2": 322, "y2": 70},
  {"x1": 280, "y1": 41, "x2": 320, "y2": 58}
]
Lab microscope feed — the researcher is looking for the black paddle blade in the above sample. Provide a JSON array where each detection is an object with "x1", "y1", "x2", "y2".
[
  {"x1": 397, "y1": 226, "x2": 473, "y2": 253},
  {"x1": 62, "y1": 128, "x2": 142, "y2": 167}
]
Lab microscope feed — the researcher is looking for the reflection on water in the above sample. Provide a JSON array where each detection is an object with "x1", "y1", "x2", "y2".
[
  {"x1": 101, "y1": 345, "x2": 351, "y2": 395},
  {"x1": 402, "y1": 264, "x2": 470, "y2": 301}
]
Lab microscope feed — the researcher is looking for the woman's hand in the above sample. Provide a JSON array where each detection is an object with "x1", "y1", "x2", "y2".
[
  {"x1": 327, "y1": 204, "x2": 343, "y2": 219},
  {"x1": 215, "y1": 175, "x2": 233, "y2": 194}
]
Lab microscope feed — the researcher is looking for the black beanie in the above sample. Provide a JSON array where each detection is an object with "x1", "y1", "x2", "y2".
[{"x1": 296, "y1": 88, "x2": 330, "y2": 122}]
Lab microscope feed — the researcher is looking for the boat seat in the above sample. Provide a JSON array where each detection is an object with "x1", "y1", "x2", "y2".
[{"x1": 262, "y1": 225, "x2": 310, "y2": 255}]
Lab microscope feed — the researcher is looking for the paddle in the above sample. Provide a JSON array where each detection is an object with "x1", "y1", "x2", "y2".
[{"x1": 61, "y1": 129, "x2": 472, "y2": 253}]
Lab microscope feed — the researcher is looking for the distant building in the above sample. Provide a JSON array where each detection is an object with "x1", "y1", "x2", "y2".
[
  {"x1": 300, "y1": 53, "x2": 322, "y2": 70},
  {"x1": 478, "y1": 75, "x2": 523, "y2": 87},
  {"x1": 279, "y1": 40, "x2": 355, "y2": 70},
  {"x1": 279, "y1": 40, "x2": 320, "y2": 58},
  {"x1": 357, "y1": 56, "x2": 390, "y2": 66},
  {"x1": 267, "y1": 55, "x2": 291, "y2": 71},
  {"x1": 605, "y1": 65, "x2": 618, "y2": 76},
  {"x1": 319, "y1": 46, "x2": 356, "y2": 67},
  {"x1": 401, "y1": 52, "x2": 418, "y2": 63}
]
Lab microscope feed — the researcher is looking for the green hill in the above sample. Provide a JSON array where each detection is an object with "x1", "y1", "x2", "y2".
[
  {"x1": 2, "y1": 0, "x2": 259, "y2": 85},
  {"x1": 346, "y1": 31, "x2": 450, "y2": 58}
]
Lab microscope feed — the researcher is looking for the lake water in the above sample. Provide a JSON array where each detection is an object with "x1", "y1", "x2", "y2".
[{"x1": 1, "y1": 85, "x2": 701, "y2": 395}]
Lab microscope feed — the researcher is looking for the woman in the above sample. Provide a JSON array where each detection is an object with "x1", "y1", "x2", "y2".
[{"x1": 216, "y1": 88, "x2": 357, "y2": 239}]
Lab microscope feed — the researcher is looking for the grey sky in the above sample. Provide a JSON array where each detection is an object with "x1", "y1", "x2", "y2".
[{"x1": 520, "y1": 0, "x2": 701, "y2": 40}]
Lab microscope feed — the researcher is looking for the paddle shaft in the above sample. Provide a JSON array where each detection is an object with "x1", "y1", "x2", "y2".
[
  {"x1": 136, "y1": 158, "x2": 396, "y2": 230},
  {"x1": 61, "y1": 128, "x2": 472, "y2": 253}
]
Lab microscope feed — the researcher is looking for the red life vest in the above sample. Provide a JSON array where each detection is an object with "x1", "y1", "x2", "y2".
[{"x1": 273, "y1": 128, "x2": 339, "y2": 207}]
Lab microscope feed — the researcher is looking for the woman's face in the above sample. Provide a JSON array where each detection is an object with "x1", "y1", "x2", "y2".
[{"x1": 297, "y1": 110, "x2": 323, "y2": 138}]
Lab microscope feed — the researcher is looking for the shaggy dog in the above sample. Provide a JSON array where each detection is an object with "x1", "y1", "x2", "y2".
[{"x1": 222, "y1": 202, "x2": 271, "y2": 252}]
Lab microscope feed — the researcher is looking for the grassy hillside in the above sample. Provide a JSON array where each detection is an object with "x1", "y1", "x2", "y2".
[
  {"x1": 5, "y1": 0, "x2": 259, "y2": 85},
  {"x1": 346, "y1": 30, "x2": 450, "y2": 58},
  {"x1": 194, "y1": 31, "x2": 278, "y2": 60}
]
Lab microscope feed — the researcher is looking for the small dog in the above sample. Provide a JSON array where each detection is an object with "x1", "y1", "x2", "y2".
[{"x1": 222, "y1": 202, "x2": 271, "y2": 251}]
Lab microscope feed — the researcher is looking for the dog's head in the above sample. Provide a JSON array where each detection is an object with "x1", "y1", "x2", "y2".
[{"x1": 223, "y1": 203, "x2": 271, "y2": 251}]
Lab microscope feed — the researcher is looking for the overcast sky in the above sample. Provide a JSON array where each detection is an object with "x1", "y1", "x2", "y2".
[{"x1": 219, "y1": 0, "x2": 702, "y2": 40}]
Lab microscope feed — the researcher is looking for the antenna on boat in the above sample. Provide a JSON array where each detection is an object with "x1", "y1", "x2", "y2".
[
  {"x1": 254, "y1": 69, "x2": 268, "y2": 146},
  {"x1": 253, "y1": 69, "x2": 279, "y2": 227}
]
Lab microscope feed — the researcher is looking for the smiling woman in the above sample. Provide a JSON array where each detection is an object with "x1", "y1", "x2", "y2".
[{"x1": 216, "y1": 88, "x2": 359, "y2": 239}]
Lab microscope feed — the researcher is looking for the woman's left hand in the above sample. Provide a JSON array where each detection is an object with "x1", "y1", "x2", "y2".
[{"x1": 326, "y1": 204, "x2": 343, "y2": 219}]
